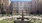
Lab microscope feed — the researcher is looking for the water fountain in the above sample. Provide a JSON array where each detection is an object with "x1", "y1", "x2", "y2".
[{"x1": 14, "y1": 10, "x2": 32, "y2": 23}]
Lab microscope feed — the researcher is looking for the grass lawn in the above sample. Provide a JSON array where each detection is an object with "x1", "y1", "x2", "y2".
[
  {"x1": 0, "y1": 19, "x2": 42, "y2": 23},
  {"x1": 0, "y1": 19, "x2": 14, "y2": 23},
  {"x1": 31, "y1": 19, "x2": 42, "y2": 23}
]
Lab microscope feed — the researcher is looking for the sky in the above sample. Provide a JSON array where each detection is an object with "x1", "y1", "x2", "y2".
[{"x1": 11, "y1": 0, "x2": 31, "y2": 1}]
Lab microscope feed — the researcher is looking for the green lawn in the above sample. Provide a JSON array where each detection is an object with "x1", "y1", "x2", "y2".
[
  {"x1": 0, "y1": 19, "x2": 14, "y2": 23},
  {"x1": 31, "y1": 19, "x2": 42, "y2": 23}
]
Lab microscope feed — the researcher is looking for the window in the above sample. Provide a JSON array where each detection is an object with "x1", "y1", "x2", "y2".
[
  {"x1": 35, "y1": 2, "x2": 36, "y2": 4},
  {"x1": 20, "y1": 2, "x2": 22, "y2": 4},
  {"x1": 35, "y1": 5, "x2": 36, "y2": 8},
  {"x1": 20, "y1": 2, "x2": 22, "y2": 6}
]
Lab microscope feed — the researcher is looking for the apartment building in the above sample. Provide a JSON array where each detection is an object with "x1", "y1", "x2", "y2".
[
  {"x1": 10, "y1": 1, "x2": 18, "y2": 14},
  {"x1": 31, "y1": 0, "x2": 39, "y2": 14},
  {"x1": 18, "y1": 2, "x2": 32, "y2": 15},
  {"x1": 24, "y1": 2, "x2": 32, "y2": 14},
  {"x1": 38, "y1": 0, "x2": 42, "y2": 14},
  {"x1": 11, "y1": 1, "x2": 32, "y2": 15}
]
